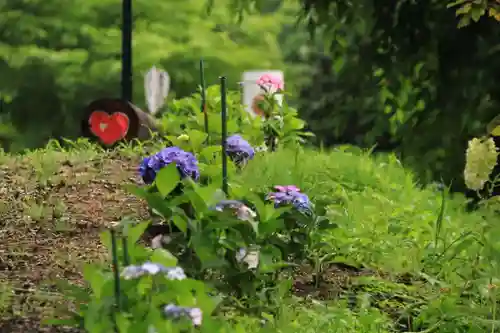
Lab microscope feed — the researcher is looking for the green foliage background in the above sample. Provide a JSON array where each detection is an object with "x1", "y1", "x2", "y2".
[
  {"x1": 291, "y1": 0, "x2": 500, "y2": 191},
  {"x1": 2, "y1": 0, "x2": 500, "y2": 190},
  {"x1": 0, "y1": 0, "x2": 303, "y2": 151}
]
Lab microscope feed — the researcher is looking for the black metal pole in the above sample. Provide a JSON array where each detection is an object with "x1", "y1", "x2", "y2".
[
  {"x1": 200, "y1": 59, "x2": 209, "y2": 144},
  {"x1": 121, "y1": 0, "x2": 133, "y2": 102},
  {"x1": 220, "y1": 76, "x2": 228, "y2": 195}
]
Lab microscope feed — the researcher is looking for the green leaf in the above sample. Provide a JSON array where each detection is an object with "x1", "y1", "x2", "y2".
[
  {"x1": 277, "y1": 279, "x2": 293, "y2": 298},
  {"x1": 199, "y1": 145, "x2": 221, "y2": 161},
  {"x1": 43, "y1": 318, "x2": 81, "y2": 327},
  {"x1": 373, "y1": 68, "x2": 384, "y2": 77},
  {"x1": 299, "y1": 131, "x2": 315, "y2": 137},
  {"x1": 171, "y1": 215, "x2": 188, "y2": 233},
  {"x1": 196, "y1": 185, "x2": 226, "y2": 207},
  {"x1": 258, "y1": 245, "x2": 292, "y2": 273},
  {"x1": 154, "y1": 163, "x2": 181, "y2": 198},
  {"x1": 99, "y1": 231, "x2": 112, "y2": 251},
  {"x1": 260, "y1": 204, "x2": 289, "y2": 224},
  {"x1": 284, "y1": 117, "x2": 305, "y2": 130},
  {"x1": 444, "y1": 234, "x2": 475, "y2": 262},
  {"x1": 191, "y1": 233, "x2": 226, "y2": 269},
  {"x1": 137, "y1": 276, "x2": 153, "y2": 296},
  {"x1": 259, "y1": 218, "x2": 285, "y2": 235},
  {"x1": 471, "y1": 6, "x2": 484, "y2": 22},
  {"x1": 184, "y1": 183, "x2": 210, "y2": 215},
  {"x1": 447, "y1": 0, "x2": 467, "y2": 9},
  {"x1": 187, "y1": 129, "x2": 208, "y2": 149},
  {"x1": 166, "y1": 135, "x2": 182, "y2": 147},
  {"x1": 82, "y1": 264, "x2": 108, "y2": 299},
  {"x1": 54, "y1": 279, "x2": 90, "y2": 301},
  {"x1": 150, "y1": 248, "x2": 178, "y2": 267},
  {"x1": 457, "y1": 15, "x2": 471, "y2": 28},
  {"x1": 124, "y1": 184, "x2": 150, "y2": 199},
  {"x1": 434, "y1": 186, "x2": 446, "y2": 248},
  {"x1": 125, "y1": 221, "x2": 150, "y2": 246},
  {"x1": 486, "y1": 114, "x2": 500, "y2": 135},
  {"x1": 247, "y1": 220, "x2": 259, "y2": 235},
  {"x1": 135, "y1": 191, "x2": 174, "y2": 219},
  {"x1": 333, "y1": 56, "x2": 345, "y2": 73},
  {"x1": 116, "y1": 313, "x2": 131, "y2": 332}
]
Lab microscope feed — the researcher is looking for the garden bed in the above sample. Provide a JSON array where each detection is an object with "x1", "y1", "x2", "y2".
[{"x1": 0, "y1": 144, "x2": 494, "y2": 333}]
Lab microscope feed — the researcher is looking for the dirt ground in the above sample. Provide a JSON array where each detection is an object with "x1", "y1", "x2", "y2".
[{"x1": 0, "y1": 149, "x2": 149, "y2": 332}]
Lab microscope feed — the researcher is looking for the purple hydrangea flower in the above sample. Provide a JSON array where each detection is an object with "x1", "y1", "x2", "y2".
[
  {"x1": 266, "y1": 185, "x2": 312, "y2": 213},
  {"x1": 226, "y1": 135, "x2": 255, "y2": 165},
  {"x1": 139, "y1": 147, "x2": 200, "y2": 184}
]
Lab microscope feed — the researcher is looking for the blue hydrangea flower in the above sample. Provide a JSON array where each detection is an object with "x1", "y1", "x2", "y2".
[
  {"x1": 226, "y1": 135, "x2": 255, "y2": 165},
  {"x1": 139, "y1": 147, "x2": 200, "y2": 184},
  {"x1": 121, "y1": 262, "x2": 187, "y2": 280},
  {"x1": 266, "y1": 186, "x2": 312, "y2": 214}
]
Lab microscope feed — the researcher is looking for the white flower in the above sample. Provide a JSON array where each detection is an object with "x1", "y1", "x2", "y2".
[
  {"x1": 120, "y1": 265, "x2": 144, "y2": 279},
  {"x1": 235, "y1": 248, "x2": 247, "y2": 262},
  {"x1": 151, "y1": 234, "x2": 169, "y2": 249},
  {"x1": 273, "y1": 115, "x2": 284, "y2": 127},
  {"x1": 165, "y1": 266, "x2": 187, "y2": 280},
  {"x1": 188, "y1": 307, "x2": 203, "y2": 326},
  {"x1": 236, "y1": 205, "x2": 257, "y2": 221},
  {"x1": 464, "y1": 137, "x2": 498, "y2": 190},
  {"x1": 141, "y1": 262, "x2": 163, "y2": 274},
  {"x1": 255, "y1": 145, "x2": 268, "y2": 153},
  {"x1": 235, "y1": 247, "x2": 259, "y2": 269},
  {"x1": 212, "y1": 200, "x2": 257, "y2": 221},
  {"x1": 163, "y1": 304, "x2": 203, "y2": 326}
]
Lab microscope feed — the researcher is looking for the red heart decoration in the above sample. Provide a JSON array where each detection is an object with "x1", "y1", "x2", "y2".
[{"x1": 88, "y1": 111, "x2": 130, "y2": 145}]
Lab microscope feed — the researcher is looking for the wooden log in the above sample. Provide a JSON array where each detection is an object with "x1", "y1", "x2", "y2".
[{"x1": 81, "y1": 98, "x2": 159, "y2": 146}]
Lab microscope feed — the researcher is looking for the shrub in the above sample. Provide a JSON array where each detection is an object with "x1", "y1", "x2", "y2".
[{"x1": 159, "y1": 84, "x2": 312, "y2": 152}]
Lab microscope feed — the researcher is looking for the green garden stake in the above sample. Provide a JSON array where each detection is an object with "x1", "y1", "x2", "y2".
[
  {"x1": 119, "y1": 235, "x2": 129, "y2": 311},
  {"x1": 237, "y1": 81, "x2": 244, "y2": 128},
  {"x1": 220, "y1": 76, "x2": 228, "y2": 195},
  {"x1": 110, "y1": 229, "x2": 122, "y2": 316},
  {"x1": 122, "y1": 236, "x2": 130, "y2": 266},
  {"x1": 200, "y1": 59, "x2": 209, "y2": 144}
]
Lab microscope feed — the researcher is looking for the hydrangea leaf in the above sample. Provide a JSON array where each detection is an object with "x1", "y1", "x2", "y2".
[
  {"x1": 154, "y1": 163, "x2": 181, "y2": 198},
  {"x1": 150, "y1": 248, "x2": 178, "y2": 268}
]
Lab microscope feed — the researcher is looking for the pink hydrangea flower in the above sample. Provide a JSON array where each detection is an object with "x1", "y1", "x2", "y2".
[{"x1": 256, "y1": 74, "x2": 284, "y2": 92}]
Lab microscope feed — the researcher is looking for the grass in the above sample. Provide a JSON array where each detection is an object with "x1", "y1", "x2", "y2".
[{"x1": 0, "y1": 140, "x2": 498, "y2": 332}]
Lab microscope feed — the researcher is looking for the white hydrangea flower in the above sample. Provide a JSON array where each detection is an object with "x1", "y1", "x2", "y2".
[
  {"x1": 121, "y1": 263, "x2": 186, "y2": 280},
  {"x1": 212, "y1": 200, "x2": 257, "y2": 221},
  {"x1": 464, "y1": 137, "x2": 498, "y2": 190},
  {"x1": 163, "y1": 304, "x2": 203, "y2": 326}
]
